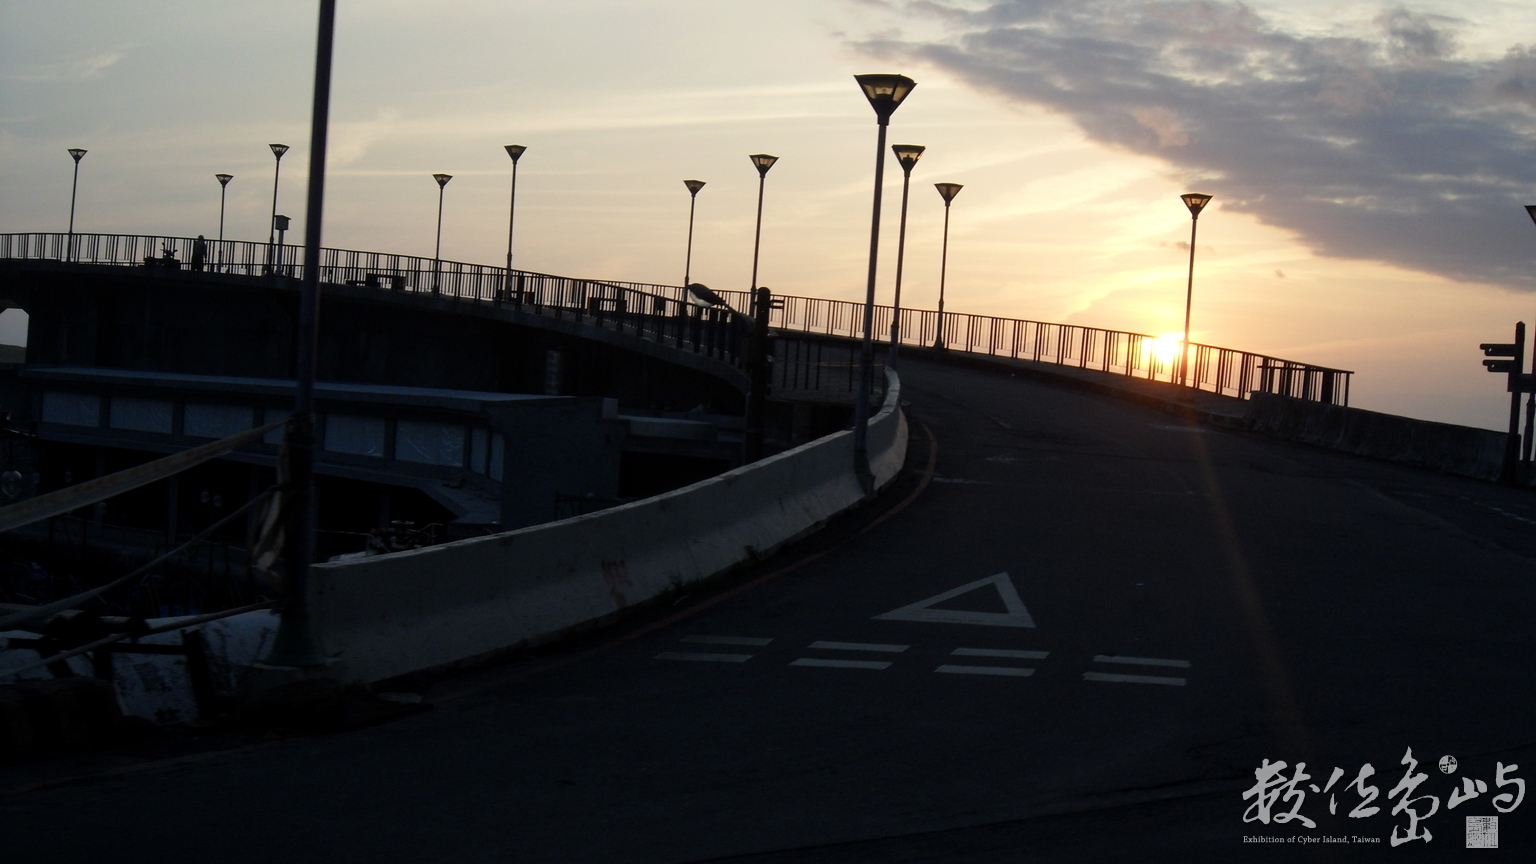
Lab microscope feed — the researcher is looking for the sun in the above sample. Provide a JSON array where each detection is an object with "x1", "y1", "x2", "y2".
[{"x1": 1147, "y1": 333, "x2": 1185, "y2": 367}]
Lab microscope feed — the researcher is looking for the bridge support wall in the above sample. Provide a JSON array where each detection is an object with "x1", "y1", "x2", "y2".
[{"x1": 262, "y1": 370, "x2": 906, "y2": 688}]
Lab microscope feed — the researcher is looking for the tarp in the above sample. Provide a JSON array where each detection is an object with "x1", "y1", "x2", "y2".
[{"x1": 0, "y1": 420, "x2": 282, "y2": 534}]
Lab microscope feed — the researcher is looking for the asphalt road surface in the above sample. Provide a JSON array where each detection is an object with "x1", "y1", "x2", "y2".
[{"x1": 6, "y1": 356, "x2": 1536, "y2": 862}]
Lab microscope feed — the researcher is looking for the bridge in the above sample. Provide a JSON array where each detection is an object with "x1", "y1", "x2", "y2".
[{"x1": 3, "y1": 233, "x2": 1532, "y2": 858}]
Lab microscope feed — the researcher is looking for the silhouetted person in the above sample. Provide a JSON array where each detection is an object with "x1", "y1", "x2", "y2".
[{"x1": 191, "y1": 235, "x2": 206, "y2": 271}]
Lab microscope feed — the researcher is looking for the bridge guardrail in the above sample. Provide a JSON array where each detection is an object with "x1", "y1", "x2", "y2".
[{"x1": 2, "y1": 232, "x2": 1350, "y2": 406}]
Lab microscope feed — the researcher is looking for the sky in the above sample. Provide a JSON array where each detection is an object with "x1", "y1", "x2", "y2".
[{"x1": 3, "y1": 1, "x2": 1536, "y2": 430}]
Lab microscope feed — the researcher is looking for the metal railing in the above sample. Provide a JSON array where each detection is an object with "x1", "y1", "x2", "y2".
[
  {"x1": 1, "y1": 232, "x2": 751, "y2": 369},
  {"x1": 2, "y1": 232, "x2": 1350, "y2": 405}
]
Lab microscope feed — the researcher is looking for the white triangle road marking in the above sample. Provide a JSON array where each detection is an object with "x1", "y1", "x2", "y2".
[{"x1": 872, "y1": 572, "x2": 1036, "y2": 628}]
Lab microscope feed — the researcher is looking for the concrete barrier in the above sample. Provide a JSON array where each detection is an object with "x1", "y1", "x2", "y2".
[
  {"x1": 1245, "y1": 392, "x2": 1507, "y2": 481},
  {"x1": 298, "y1": 370, "x2": 908, "y2": 686}
]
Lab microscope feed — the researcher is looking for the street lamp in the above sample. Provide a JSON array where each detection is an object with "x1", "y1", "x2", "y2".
[
  {"x1": 887, "y1": 144, "x2": 924, "y2": 367},
  {"x1": 683, "y1": 179, "x2": 705, "y2": 289},
  {"x1": 215, "y1": 173, "x2": 233, "y2": 242},
  {"x1": 851, "y1": 73, "x2": 916, "y2": 483},
  {"x1": 433, "y1": 172, "x2": 452, "y2": 293},
  {"x1": 503, "y1": 144, "x2": 526, "y2": 299},
  {"x1": 933, "y1": 182, "x2": 963, "y2": 350},
  {"x1": 748, "y1": 155, "x2": 777, "y2": 302},
  {"x1": 266, "y1": 143, "x2": 289, "y2": 274},
  {"x1": 1178, "y1": 192, "x2": 1213, "y2": 389},
  {"x1": 66, "y1": 148, "x2": 87, "y2": 262}
]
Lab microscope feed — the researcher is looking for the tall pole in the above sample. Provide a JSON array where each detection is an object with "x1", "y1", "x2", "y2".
[
  {"x1": 66, "y1": 148, "x2": 86, "y2": 262},
  {"x1": 888, "y1": 145, "x2": 923, "y2": 367},
  {"x1": 933, "y1": 182, "x2": 963, "y2": 350},
  {"x1": 215, "y1": 174, "x2": 233, "y2": 242},
  {"x1": 1178, "y1": 193, "x2": 1212, "y2": 389},
  {"x1": 433, "y1": 173, "x2": 451, "y2": 294},
  {"x1": 851, "y1": 74, "x2": 916, "y2": 486},
  {"x1": 683, "y1": 179, "x2": 705, "y2": 288},
  {"x1": 264, "y1": 0, "x2": 334, "y2": 668},
  {"x1": 748, "y1": 157, "x2": 776, "y2": 296},
  {"x1": 503, "y1": 145, "x2": 525, "y2": 300},
  {"x1": 266, "y1": 143, "x2": 289, "y2": 274}
]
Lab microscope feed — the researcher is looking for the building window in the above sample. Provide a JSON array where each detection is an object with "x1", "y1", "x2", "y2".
[
  {"x1": 263, "y1": 408, "x2": 291, "y2": 445},
  {"x1": 489, "y1": 432, "x2": 505, "y2": 481},
  {"x1": 41, "y1": 392, "x2": 100, "y2": 427},
  {"x1": 324, "y1": 414, "x2": 385, "y2": 458},
  {"x1": 396, "y1": 420, "x2": 464, "y2": 467},
  {"x1": 470, "y1": 427, "x2": 489, "y2": 474},
  {"x1": 110, "y1": 397, "x2": 173, "y2": 434},
  {"x1": 185, "y1": 404, "x2": 253, "y2": 439}
]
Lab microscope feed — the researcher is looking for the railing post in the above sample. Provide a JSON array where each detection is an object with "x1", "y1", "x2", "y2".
[{"x1": 744, "y1": 287, "x2": 772, "y2": 463}]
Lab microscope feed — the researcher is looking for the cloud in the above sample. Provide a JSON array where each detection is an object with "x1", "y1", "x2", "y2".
[
  {"x1": 856, "y1": 1, "x2": 1536, "y2": 289},
  {"x1": 4, "y1": 51, "x2": 126, "y2": 82}
]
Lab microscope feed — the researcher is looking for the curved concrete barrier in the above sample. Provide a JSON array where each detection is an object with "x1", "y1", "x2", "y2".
[
  {"x1": 299, "y1": 370, "x2": 907, "y2": 686},
  {"x1": 1245, "y1": 392, "x2": 1506, "y2": 481}
]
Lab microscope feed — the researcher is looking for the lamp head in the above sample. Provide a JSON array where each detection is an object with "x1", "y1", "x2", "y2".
[
  {"x1": 67, "y1": 148, "x2": 87, "y2": 163},
  {"x1": 1525, "y1": 204, "x2": 1536, "y2": 227},
  {"x1": 1181, "y1": 193, "x2": 1213, "y2": 218},
  {"x1": 215, "y1": 173, "x2": 233, "y2": 187},
  {"x1": 684, "y1": 179, "x2": 705, "y2": 196},
  {"x1": 935, "y1": 182, "x2": 963, "y2": 204},
  {"x1": 434, "y1": 173, "x2": 453, "y2": 188},
  {"x1": 749, "y1": 154, "x2": 778, "y2": 178},
  {"x1": 270, "y1": 143, "x2": 289, "y2": 160},
  {"x1": 504, "y1": 144, "x2": 526, "y2": 163},
  {"x1": 892, "y1": 144, "x2": 925, "y2": 174},
  {"x1": 855, "y1": 74, "x2": 917, "y2": 124}
]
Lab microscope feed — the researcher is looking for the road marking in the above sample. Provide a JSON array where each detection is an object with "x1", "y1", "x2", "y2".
[
  {"x1": 1093, "y1": 655, "x2": 1190, "y2": 668},
  {"x1": 873, "y1": 572, "x2": 1036, "y2": 628},
  {"x1": 952, "y1": 648, "x2": 1049, "y2": 660},
  {"x1": 681, "y1": 635, "x2": 773, "y2": 646},
  {"x1": 936, "y1": 664, "x2": 1034, "y2": 677},
  {"x1": 1083, "y1": 671, "x2": 1186, "y2": 686},
  {"x1": 807, "y1": 640, "x2": 909, "y2": 653},
  {"x1": 655, "y1": 651, "x2": 752, "y2": 663},
  {"x1": 790, "y1": 658, "x2": 892, "y2": 670}
]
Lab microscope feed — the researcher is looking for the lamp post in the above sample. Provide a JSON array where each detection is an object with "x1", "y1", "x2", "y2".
[
  {"x1": 1178, "y1": 192, "x2": 1213, "y2": 389},
  {"x1": 503, "y1": 144, "x2": 525, "y2": 300},
  {"x1": 851, "y1": 73, "x2": 916, "y2": 483},
  {"x1": 263, "y1": 0, "x2": 334, "y2": 669},
  {"x1": 215, "y1": 174, "x2": 233, "y2": 242},
  {"x1": 748, "y1": 155, "x2": 777, "y2": 303},
  {"x1": 1520, "y1": 204, "x2": 1536, "y2": 465},
  {"x1": 266, "y1": 143, "x2": 289, "y2": 274},
  {"x1": 887, "y1": 144, "x2": 924, "y2": 367},
  {"x1": 66, "y1": 148, "x2": 87, "y2": 262},
  {"x1": 683, "y1": 179, "x2": 705, "y2": 289},
  {"x1": 432, "y1": 173, "x2": 452, "y2": 294},
  {"x1": 932, "y1": 182, "x2": 963, "y2": 350}
]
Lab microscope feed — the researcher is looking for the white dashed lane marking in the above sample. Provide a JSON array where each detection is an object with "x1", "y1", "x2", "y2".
[
  {"x1": 790, "y1": 658, "x2": 892, "y2": 670},
  {"x1": 951, "y1": 648, "x2": 1049, "y2": 660},
  {"x1": 807, "y1": 641, "x2": 909, "y2": 653},
  {"x1": 935, "y1": 665, "x2": 1034, "y2": 677},
  {"x1": 681, "y1": 635, "x2": 774, "y2": 646},
  {"x1": 1083, "y1": 671, "x2": 1187, "y2": 686},
  {"x1": 655, "y1": 652, "x2": 753, "y2": 663},
  {"x1": 1093, "y1": 655, "x2": 1190, "y2": 669}
]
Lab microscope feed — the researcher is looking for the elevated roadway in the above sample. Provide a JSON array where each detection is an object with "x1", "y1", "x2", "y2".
[{"x1": 4, "y1": 356, "x2": 1533, "y2": 860}]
